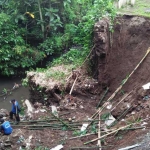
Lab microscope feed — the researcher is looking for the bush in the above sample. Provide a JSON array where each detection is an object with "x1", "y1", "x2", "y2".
[{"x1": 0, "y1": 13, "x2": 45, "y2": 76}]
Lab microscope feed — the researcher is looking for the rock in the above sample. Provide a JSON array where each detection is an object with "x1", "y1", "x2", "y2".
[
  {"x1": 136, "y1": 106, "x2": 141, "y2": 112},
  {"x1": 59, "y1": 132, "x2": 66, "y2": 137},
  {"x1": 34, "y1": 102, "x2": 43, "y2": 109},
  {"x1": 0, "y1": 109, "x2": 9, "y2": 117}
]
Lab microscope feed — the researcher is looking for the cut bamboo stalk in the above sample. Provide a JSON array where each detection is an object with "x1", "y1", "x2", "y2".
[
  {"x1": 97, "y1": 87, "x2": 109, "y2": 108},
  {"x1": 116, "y1": 106, "x2": 132, "y2": 122},
  {"x1": 69, "y1": 75, "x2": 78, "y2": 95},
  {"x1": 84, "y1": 124, "x2": 132, "y2": 145},
  {"x1": 111, "y1": 90, "x2": 133, "y2": 112},
  {"x1": 51, "y1": 112, "x2": 75, "y2": 131},
  {"x1": 98, "y1": 113, "x2": 101, "y2": 150},
  {"x1": 70, "y1": 145, "x2": 113, "y2": 150},
  {"x1": 69, "y1": 132, "x2": 97, "y2": 140},
  {"x1": 85, "y1": 115, "x2": 150, "y2": 145}
]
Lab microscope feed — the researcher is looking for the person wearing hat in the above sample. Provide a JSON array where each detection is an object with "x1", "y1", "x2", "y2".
[
  {"x1": 0, "y1": 119, "x2": 13, "y2": 135},
  {"x1": 10, "y1": 99, "x2": 21, "y2": 124}
]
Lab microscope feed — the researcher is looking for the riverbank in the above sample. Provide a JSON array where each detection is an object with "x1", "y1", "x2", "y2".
[{"x1": 0, "y1": 76, "x2": 29, "y2": 110}]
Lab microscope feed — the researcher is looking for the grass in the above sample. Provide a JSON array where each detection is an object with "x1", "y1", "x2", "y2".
[
  {"x1": 117, "y1": 0, "x2": 150, "y2": 17},
  {"x1": 33, "y1": 48, "x2": 88, "y2": 82}
]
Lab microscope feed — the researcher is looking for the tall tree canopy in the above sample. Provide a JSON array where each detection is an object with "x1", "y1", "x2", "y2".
[{"x1": 0, "y1": 0, "x2": 116, "y2": 76}]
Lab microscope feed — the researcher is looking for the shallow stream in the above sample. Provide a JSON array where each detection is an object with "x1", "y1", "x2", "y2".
[{"x1": 0, "y1": 76, "x2": 29, "y2": 111}]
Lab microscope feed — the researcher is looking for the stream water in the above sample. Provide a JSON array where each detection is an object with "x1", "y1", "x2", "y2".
[{"x1": 0, "y1": 76, "x2": 29, "y2": 110}]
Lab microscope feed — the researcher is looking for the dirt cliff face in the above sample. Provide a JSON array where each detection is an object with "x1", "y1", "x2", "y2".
[
  {"x1": 91, "y1": 18, "x2": 110, "y2": 88},
  {"x1": 91, "y1": 15, "x2": 150, "y2": 93}
]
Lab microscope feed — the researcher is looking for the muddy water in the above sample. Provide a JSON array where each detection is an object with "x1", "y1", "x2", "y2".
[{"x1": 0, "y1": 76, "x2": 29, "y2": 110}]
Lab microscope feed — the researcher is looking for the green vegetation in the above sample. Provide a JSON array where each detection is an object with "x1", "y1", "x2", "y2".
[
  {"x1": 0, "y1": 0, "x2": 116, "y2": 76},
  {"x1": 118, "y1": 0, "x2": 150, "y2": 17}
]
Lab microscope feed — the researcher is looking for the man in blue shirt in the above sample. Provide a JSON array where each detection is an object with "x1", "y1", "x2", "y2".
[
  {"x1": 0, "y1": 119, "x2": 13, "y2": 135},
  {"x1": 9, "y1": 99, "x2": 21, "y2": 124}
]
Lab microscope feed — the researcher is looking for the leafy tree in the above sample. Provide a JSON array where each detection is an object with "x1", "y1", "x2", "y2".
[
  {"x1": 0, "y1": 0, "x2": 116, "y2": 76},
  {"x1": 0, "y1": 13, "x2": 45, "y2": 76}
]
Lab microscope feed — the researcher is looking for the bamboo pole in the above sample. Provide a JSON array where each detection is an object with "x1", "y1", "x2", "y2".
[
  {"x1": 70, "y1": 145, "x2": 113, "y2": 150},
  {"x1": 116, "y1": 107, "x2": 132, "y2": 122},
  {"x1": 111, "y1": 90, "x2": 133, "y2": 112},
  {"x1": 69, "y1": 75, "x2": 78, "y2": 95},
  {"x1": 90, "y1": 47, "x2": 150, "y2": 122},
  {"x1": 97, "y1": 87, "x2": 109, "y2": 108},
  {"x1": 51, "y1": 112, "x2": 75, "y2": 131},
  {"x1": 84, "y1": 115, "x2": 150, "y2": 145},
  {"x1": 98, "y1": 113, "x2": 101, "y2": 150},
  {"x1": 84, "y1": 124, "x2": 132, "y2": 145}
]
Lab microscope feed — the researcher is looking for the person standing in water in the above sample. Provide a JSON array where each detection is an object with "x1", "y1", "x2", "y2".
[{"x1": 9, "y1": 99, "x2": 21, "y2": 124}]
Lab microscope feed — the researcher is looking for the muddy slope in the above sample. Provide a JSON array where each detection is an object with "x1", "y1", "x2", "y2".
[
  {"x1": 92, "y1": 15, "x2": 150, "y2": 93},
  {"x1": 91, "y1": 15, "x2": 150, "y2": 150},
  {"x1": 23, "y1": 15, "x2": 150, "y2": 150}
]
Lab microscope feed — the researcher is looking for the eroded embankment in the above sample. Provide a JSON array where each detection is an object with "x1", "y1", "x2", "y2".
[
  {"x1": 27, "y1": 15, "x2": 150, "y2": 109},
  {"x1": 24, "y1": 15, "x2": 150, "y2": 149},
  {"x1": 91, "y1": 15, "x2": 150, "y2": 150},
  {"x1": 92, "y1": 15, "x2": 150, "y2": 90}
]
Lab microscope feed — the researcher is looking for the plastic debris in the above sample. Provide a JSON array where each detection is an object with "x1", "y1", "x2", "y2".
[
  {"x1": 105, "y1": 114, "x2": 116, "y2": 126},
  {"x1": 39, "y1": 109, "x2": 47, "y2": 113},
  {"x1": 142, "y1": 82, "x2": 150, "y2": 90},
  {"x1": 141, "y1": 122, "x2": 148, "y2": 126},
  {"x1": 81, "y1": 123, "x2": 88, "y2": 132},
  {"x1": 106, "y1": 104, "x2": 112, "y2": 109},
  {"x1": 50, "y1": 144, "x2": 63, "y2": 150},
  {"x1": 25, "y1": 135, "x2": 33, "y2": 149},
  {"x1": 131, "y1": 111, "x2": 135, "y2": 115},
  {"x1": 118, "y1": 143, "x2": 141, "y2": 150},
  {"x1": 51, "y1": 106, "x2": 58, "y2": 117},
  {"x1": 143, "y1": 95, "x2": 150, "y2": 100},
  {"x1": 17, "y1": 135, "x2": 24, "y2": 144}
]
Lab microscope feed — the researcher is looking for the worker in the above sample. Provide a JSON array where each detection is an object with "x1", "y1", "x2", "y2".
[
  {"x1": 0, "y1": 119, "x2": 13, "y2": 135},
  {"x1": 10, "y1": 99, "x2": 21, "y2": 124}
]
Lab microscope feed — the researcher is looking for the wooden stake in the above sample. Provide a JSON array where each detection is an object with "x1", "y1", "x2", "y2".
[{"x1": 69, "y1": 75, "x2": 78, "y2": 95}]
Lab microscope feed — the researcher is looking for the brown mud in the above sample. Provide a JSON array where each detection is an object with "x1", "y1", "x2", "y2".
[{"x1": 1, "y1": 15, "x2": 150, "y2": 150}]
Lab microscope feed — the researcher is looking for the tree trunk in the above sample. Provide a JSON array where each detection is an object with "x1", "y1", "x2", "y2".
[{"x1": 37, "y1": 0, "x2": 44, "y2": 38}]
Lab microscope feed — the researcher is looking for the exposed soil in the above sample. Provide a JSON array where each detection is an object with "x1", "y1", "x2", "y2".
[{"x1": 1, "y1": 15, "x2": 150, "y2": 150}]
